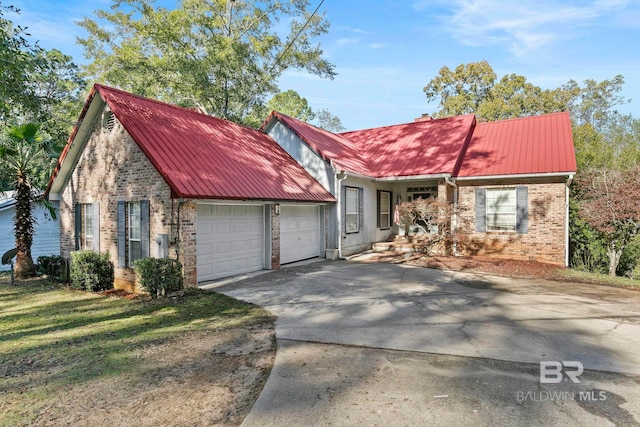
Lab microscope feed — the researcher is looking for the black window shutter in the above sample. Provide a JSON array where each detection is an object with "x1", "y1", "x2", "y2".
[
  {"x1": 140, "y1": 200, "x2": 150, "y2": 258},
  {"x1": 117, "y1": 201, "x2": 126, "y2": 268},
  {"x1": 92, "y1": 202, "x2": 100, "y2": 252},
  {"x1": 516, "y1": 186, "x2": 529, "y2": 234},
  {"x1": 475, "y1": 188, "x2": 486, "y2": 232},
  {"x1": 74, "y1": 203, "x2": 82, "y2": 250},
  {"x1": 376, "y1": 190, "x2": 381, "y2": 228},
  {"x1": 358, "y1": 187, "x2": 364, "y2": 231}
]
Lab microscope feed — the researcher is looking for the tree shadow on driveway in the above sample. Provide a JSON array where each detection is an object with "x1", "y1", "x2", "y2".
[{"x1": 211, "y1": 260, "x2": 640, "y2": 425}]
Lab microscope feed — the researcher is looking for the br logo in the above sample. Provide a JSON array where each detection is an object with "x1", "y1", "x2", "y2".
[{"x1": 540, "y1": 361, "x2": 584, "y2": 384}]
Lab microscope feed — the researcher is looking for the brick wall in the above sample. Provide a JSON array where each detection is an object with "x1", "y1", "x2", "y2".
[
  {"x1": 456, "y1": 181, "x2": 567, "y2": 265},
  {"x1": 60, "y1": 111, "x2": 196, "y2": 290},
  {"x1": 178, "y1": 201, "x2": 197, "y2": 288}
]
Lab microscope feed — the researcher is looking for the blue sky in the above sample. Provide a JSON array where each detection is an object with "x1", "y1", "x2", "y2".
[{"x1": 8, "y1": 0, "x2": 640, "y2": 130}]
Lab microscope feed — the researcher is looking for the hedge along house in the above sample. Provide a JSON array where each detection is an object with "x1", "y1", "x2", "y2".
[
  {"x1": 262, "y1": 111, "x2": 577, "y2": 265},
  {"x1": 46, "y1": 84, "x2": 335, "y2": 290}
]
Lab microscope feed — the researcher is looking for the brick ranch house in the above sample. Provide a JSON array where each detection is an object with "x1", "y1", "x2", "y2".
[{"x1": 47, "y1": 84, "x2": 576, "y2": 289}]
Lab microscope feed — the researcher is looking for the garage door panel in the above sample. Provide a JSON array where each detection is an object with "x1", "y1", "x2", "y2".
[
  {"x1": 217, "y1": 205, "x2": 231, "y2": 216},
  {"x1": 197, "y1": 204, "x2": 264, "y2": 282},
  {"x1": 199, "y1": 243, "x2": 213, "y2": 257},
  {"x1": 281, "y1": 206, "x2": 321, "y2": 264}
]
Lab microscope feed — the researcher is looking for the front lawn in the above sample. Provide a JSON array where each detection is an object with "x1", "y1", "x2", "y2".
[
  {"x1": 553, "y1": 268, "x2": 640, "y2": 290},
  {"x1": 0, "y1": 276, "x2": 275, "y2": 426}
]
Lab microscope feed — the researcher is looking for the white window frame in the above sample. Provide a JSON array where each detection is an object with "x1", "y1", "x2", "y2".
[
  {"x1": 407, "y1": 186, "x2": 438, "y2": 201},
  {"x1": 379, "y1": 191, "x2": 391, "y2": 229},
  {"x1": 345, "y1": 187, "x2": 359, "y2": 234},
  {"x1": 128, "y1": 201, "x2": 142, "y2": 266},
  {"x1": 82, "y1": 204, "x2": 93, "y2": 250},
  {"x1": 486, "y1": 188, "x2": 517, "y2": 232}
]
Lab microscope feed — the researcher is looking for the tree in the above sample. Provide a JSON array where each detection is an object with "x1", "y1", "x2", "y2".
[
  {"x1": 423, "y1": 61, "x2": 566, "y2": 121},
  {"x1": 0, "y1": 123, "x2": 57, "y2": 278},
  {"x1": 0, "y1": 4, "x2": 40, "y2": 124},
  {"x1": 77, "y1": 0, "x2": 335, "y2": 125},
  {"x1": 266, "y1": 89, "x2": 315, "y2": 121},
  {"x1": 396, "y1": 197, "x2": 461, "y2": 255},
  {"x1": 265, "y1": 90, "x2": 346, "y2": 131},
  {"x1": 314, "y1": 108, "x2": 345, "y2": 132},
  {"x1": 423, "y1": 61, "x2": 496, "y2": 118},
  {"x1": 564, "y1": 75, "x2": 628, "y2": 131},
  {"x1": 575, "y1": 166, "x2": 640, "y2": 276},
  {"x1": 1, "y1": 6, "x2": 86, "y2": 156},
  {"x1": 30, "y1": 49, "x2": 87, "y2": 151}
]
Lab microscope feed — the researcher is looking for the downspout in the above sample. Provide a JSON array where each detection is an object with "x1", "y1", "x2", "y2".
[
  {"x1": 335, "y1": 169, "x2": 348, "y2": 259},
  {"x1": 565, "y1": 174, "x2": 574, "y2": 267},
  {"x1": 445, "y1": 176, "x2": 458, "y2": 256}
]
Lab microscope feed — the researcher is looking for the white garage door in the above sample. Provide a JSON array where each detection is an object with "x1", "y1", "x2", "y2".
[
  {"x1": 197, "y1": 204, "x2": 264, "y2": 282},
  {"x1": 280, "y1": 205, "x2": 321, "y2": 264}
]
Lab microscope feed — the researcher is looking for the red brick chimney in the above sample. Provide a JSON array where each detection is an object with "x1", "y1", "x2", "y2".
[{"x1": 414, "y1": 113, "x2": 433, "y2": 122}]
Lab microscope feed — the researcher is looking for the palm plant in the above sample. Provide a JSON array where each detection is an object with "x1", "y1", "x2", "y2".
[{"x1": 1, "y1": 123, "x2": 57, "y2": 278}]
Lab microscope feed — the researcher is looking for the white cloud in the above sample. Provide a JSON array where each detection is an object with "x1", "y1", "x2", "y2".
[
  {"x1": 336, "y1": 37, "x2": 360, "y2": 46},
  {"x1": 338, "y1": 26, "x2": 371, "y2": 34},
  {"x1": 368, "y1": 43, "x2": 386, "y2": 49},
  {"x1": 433, "y1": 0, "x2": 632, "y2": 57}
]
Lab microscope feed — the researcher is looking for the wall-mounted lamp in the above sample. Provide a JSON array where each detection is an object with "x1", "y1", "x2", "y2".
[{"x1": 274, "y1": 203, "x2": 280, "y2": 215}]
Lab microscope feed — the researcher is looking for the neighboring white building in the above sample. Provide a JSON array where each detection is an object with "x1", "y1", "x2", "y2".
[{"x1": 0, "y1": 191, "x2": 60, "y2": 271}]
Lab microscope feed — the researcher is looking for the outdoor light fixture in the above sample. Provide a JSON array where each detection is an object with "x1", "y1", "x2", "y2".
[{"x1": 274, "y1": 204, "x2": 280, "y2": 215}]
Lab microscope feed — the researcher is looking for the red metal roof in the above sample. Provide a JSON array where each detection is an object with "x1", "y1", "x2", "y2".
[
  {"x1": 86, "y1": 85, "x2": 335, "y2": 202},
  {"x1": 342, "y1": 115, "x2": 476, "y2": 178},
  {"x1": 264, "y1": 112, "x2": 373, "y2": 176},
  {"x1": 265, "y1": 112, "x2": 476, "y2": 178},
  {"x1": 456, "y1": 112, "x2": 577, "y2": 177}
]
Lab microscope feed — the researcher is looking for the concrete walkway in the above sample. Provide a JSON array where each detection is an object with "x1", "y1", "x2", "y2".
[{"x1": 210, "y1": 259, "x2": 640, "y2": 426}]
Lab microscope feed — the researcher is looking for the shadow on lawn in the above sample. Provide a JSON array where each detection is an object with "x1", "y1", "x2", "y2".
[{"x1": 0, "y1": 276, "x2": 271, "y2": 395}]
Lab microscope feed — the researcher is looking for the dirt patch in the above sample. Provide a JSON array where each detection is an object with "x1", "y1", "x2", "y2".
[
  {"x1": 412, "y1": 255, "x2": 563, "y2": 280},
  {"x1": 29, "y1": 324, "x2": 275, "y2": 427},
  {"x1": 100, "y1": 288, "x2": 139, "y2": 299},
  {"x1": 358, "y1": 252, "x2": 564, "y2": 280}
]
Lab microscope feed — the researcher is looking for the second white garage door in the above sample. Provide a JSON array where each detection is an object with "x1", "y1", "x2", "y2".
[
  {"x1": 197, "y1": 204, "x2": 264, "y2": 282},
  {"x1": 280, "y1": 205, "x2": 321, "y2": 264}
]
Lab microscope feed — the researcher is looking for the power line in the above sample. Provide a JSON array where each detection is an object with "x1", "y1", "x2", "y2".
[
  {"x1": 172, "y1": 0, "x2": 328, "y2": 173},
  {"x1": 269, "y1": 0, "x2": 326, "y2": 76},
  {"x1": 232, "y1": 0, "x2": 327, "y2": 118}
]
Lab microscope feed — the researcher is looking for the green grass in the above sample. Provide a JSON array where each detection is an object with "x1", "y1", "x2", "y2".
[
  {"x1": 0, "y1": 277, "x2": 273, "y2": 426},
  {"x1": 553, "y1": 268, "x2": 640, "y2": 290}
]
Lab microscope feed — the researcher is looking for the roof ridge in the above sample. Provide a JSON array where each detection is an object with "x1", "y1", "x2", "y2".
[
  {"x1": 95, "y1": 83, "x2": 265, "y2": 136},
  {"x1": 340, "y1": 114, "x2": 477, "y2": 135},
  {"x1": 476, "y1": 111, "x2": 570, "y2": 126}
]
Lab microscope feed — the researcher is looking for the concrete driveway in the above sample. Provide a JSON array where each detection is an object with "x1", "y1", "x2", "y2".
[{"x1": 210, "y1": 259, "x2": 640, "y2": 426}]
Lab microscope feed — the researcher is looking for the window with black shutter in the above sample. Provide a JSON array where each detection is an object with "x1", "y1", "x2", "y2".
[
  {"x1": 74, "y1": 202, "x2": 100, "y2": 251},
  {"x1": 117, "y1": 200, "x2": 150, "y2": 267},
  {"x1": 475, "y1": 187, "x2": 528, "y2": 234}
]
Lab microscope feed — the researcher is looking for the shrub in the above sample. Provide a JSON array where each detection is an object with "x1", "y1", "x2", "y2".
[
  {"x1": 70, "y1": 251, "x2": 114, "y2": 292},
  {"x1": 37, "y1": 255, "x2": 69, "y2": 281},
  {"x1": 618, "y1": 234, "x2": 640, "y2": 278},
  {"x1": 134, "y1": 257, "x2": 183, "y2": 298}
]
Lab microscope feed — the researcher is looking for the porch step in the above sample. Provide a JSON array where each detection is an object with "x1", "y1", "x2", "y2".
[
  {"x1": 372, "y1": 234, "x2": 436, "y2": 253},
  {"x1": 371, "y1": 241, "x2": 416, "y2": 253}
]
